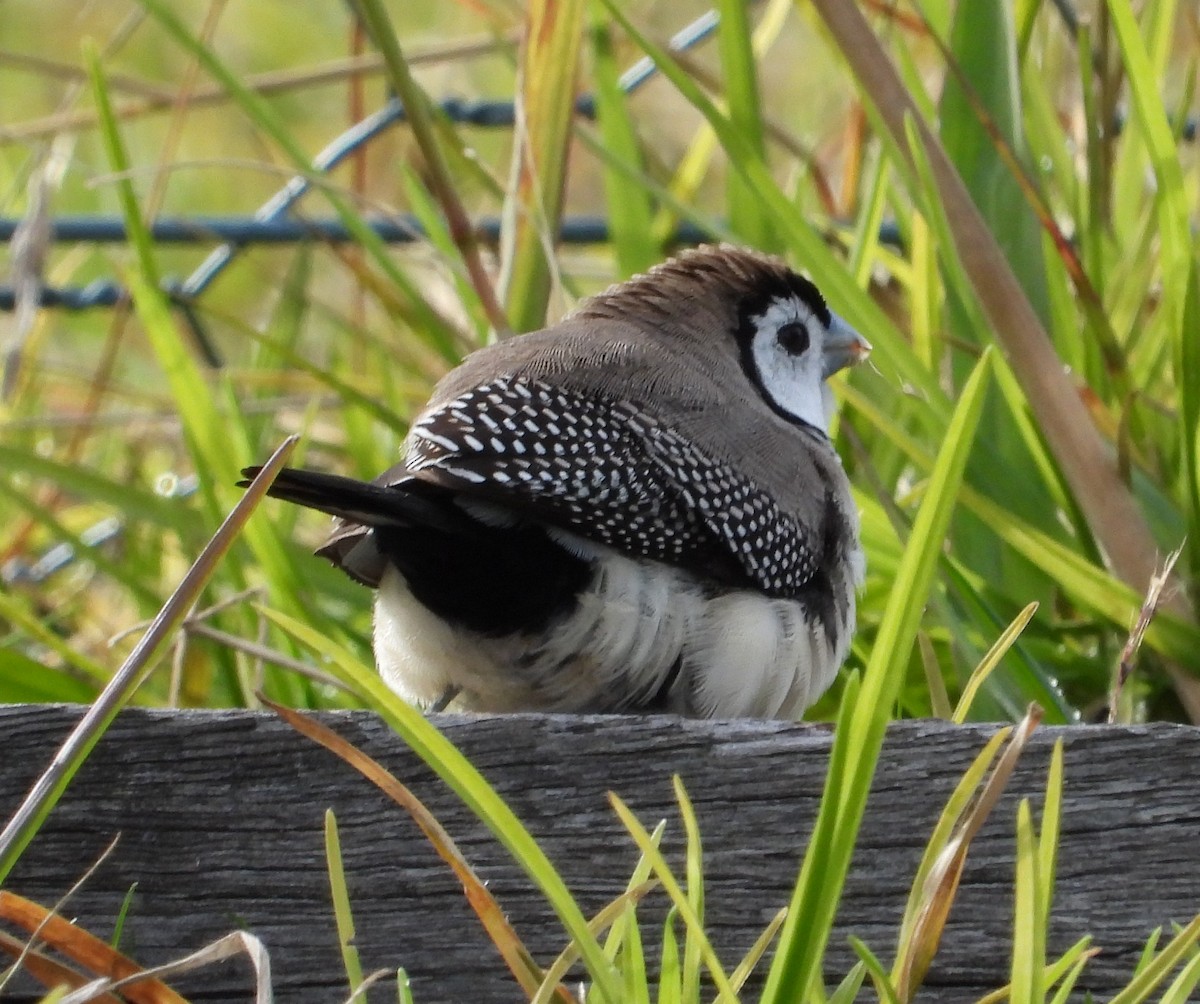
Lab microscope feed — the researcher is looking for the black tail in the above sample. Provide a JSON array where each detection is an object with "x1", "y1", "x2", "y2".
[
  {"x1": 240, "y1": 465, "x2": 592, "y2": 636},
  {"x1": 240, "y1": 465, "x2": 471, "y2": 534}
]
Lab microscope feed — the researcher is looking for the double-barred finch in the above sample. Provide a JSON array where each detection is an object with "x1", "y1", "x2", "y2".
[{"x1": 245, "y1": 245, "x2": 870, "y2": 719}]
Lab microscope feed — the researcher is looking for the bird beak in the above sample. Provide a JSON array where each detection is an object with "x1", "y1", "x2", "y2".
[{"x1": 822, "y1": 313, "x2": 872, "y2": 379}]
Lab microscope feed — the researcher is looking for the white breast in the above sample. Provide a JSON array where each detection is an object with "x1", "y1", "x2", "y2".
[{"x1": 372, "y1": 537, "x2": 853, "y2": 718}]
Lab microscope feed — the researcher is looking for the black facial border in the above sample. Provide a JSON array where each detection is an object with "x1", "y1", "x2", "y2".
[{"x1": 734, "y1": 271, "x2": 831, "y2": 434}]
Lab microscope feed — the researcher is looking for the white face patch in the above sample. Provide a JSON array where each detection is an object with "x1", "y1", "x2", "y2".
[{"x1": 748, "y1": 297, "x2": 829, "y2": 432}]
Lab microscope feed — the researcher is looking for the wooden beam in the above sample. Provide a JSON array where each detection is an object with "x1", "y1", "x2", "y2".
[{"x1": 1, "y1": 706, "x2": 1198, "y2": 1001}]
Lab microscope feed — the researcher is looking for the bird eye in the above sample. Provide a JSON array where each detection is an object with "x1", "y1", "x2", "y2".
[{"x1": 776, "y1": 322, "x2": 810, "y2": 356}]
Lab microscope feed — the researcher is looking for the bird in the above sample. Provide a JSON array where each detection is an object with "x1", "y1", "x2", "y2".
[{"x1": 244, "y1": 245, "x2": 870, "y2": 719}]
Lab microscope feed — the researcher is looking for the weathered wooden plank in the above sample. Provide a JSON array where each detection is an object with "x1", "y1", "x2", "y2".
[{"x1": 1, "y1": 706, "x2": 1198, "y2": 1002}]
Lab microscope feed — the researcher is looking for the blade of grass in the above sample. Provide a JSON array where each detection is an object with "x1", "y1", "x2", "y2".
[
  {"x1": 953, "y1": 603, "x2": 1039, "y2": 723},
  {"x1": 589, "y1": 6, "x2": 657, "y2": 277},
  {"x1": 1158, "y1": 947, "x2": 1200, "y2": 1004},
  {"x1": 1046, "y1": 940, "x2": 1099, "y2": 1002},
  {"x1": 499, "y1": 0, "x2": 585, "y2": 332},
  {"x1": 714, "y1": 0, "x2": 774, "y2": 247},
  {"x1": 674, "y1": 777, "x2": 705, "y2": 1004},
  {"x1": 600, "y1": 819, "x2": 666, "y2": 964},
  {"x1": 0, "y1": 445, "x2": 191, "y2": 533},
  {"x1": 324, "y1": 810, "x2": 365, "y2": 997},
  {"x1": 607, "y1": 792, "x2": 736, "y2": 1002},
  {"x1": 1105, "y1": 0, "x2": 1191, "y2": 327},
  {"x1": 895, "y1": 709, "x2": 1043, "y2": 1000},
  {"x1": 850, "y1": 936, "x2": 902, "y2": 1004},
  {"x1": 1036, "y1": 742, "x2": 1063, "y2": 934},
  {"x1": 399, "y1": 168, "x2": 491, "y2": 343},
  {"x1": 532, "y1": 882, "x2": 658, "y2": 1004},
  {"x1": 828, "y1": 961, "x2": 868, "y2": 1004},
  {"x1": 0, "y1": 591, "x2": 112, "y2": 687},
  {"x1": 1009, "y1": 800, "x2": 1041, "y2": 1004},
  {"x1": 0, "y1": 478, "x2": 160, "y2": 606},
  {"x1": 1177, "y1": 266, "x2": 1200, "y2": 589},
  {"x1": 658, "y1": 908, "x2": 681, "y2": 1004},
  {"x1": 917, "y1": 633, "x2": 954, "y2": 720},
  {"x1": 86, "y1": 40, "x2": 225, "y2": 519},
  {"x1": 761, "y1": 349, "x2": 995, "y2": 1003},
  {"x1": 1045, "y1": 940, "x2": 1102, "y2": 1004},
  {"x1": 0, "y1": 651, "x2": 98, "y2": 703},
  {"x1": 890, "y1": 726, "x2": 1011, "y2": 997},
  {"x1": 729, "y1": 907, "x2": 786, "y2": 995},
  {"x1": 1108, "y1": 914, "x2": 1200, "y2": 1004},
  {"x1": 618, "y1": 899, "x2": 650, "y2": 1004}
]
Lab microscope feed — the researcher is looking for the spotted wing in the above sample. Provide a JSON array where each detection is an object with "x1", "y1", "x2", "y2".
[{"x1": 402, "y1": 375, "x2": 820, "y2": 597}]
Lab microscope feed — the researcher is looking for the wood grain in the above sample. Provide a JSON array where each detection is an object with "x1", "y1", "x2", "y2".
[{"x1": 1, "y1": 706, "x2": 1198, "y2": 1002}]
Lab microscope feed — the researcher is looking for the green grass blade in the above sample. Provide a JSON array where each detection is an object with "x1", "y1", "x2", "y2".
[
  {"x1": 0, "y1": 650, "x2": 99, "y2": 703},
  {"x1": 0, "y1": 590, "x2": 111, "y2": 687},
  {"x1": 729, "y1": 907, "x2": 786, "y2": 994},
  {"x1": 761, "y1": 350, "x2": 994, "y2": 1003},
  {"x1": 1009, "y1": 799, "x2": 1042, "y2": 1004},
  {"x1": 589, "y1": 7, "x2": 657, "y2": 277},
  {"x1": 891, "y1": 727, "x2": 1011, "y2": 992},
  {"x1": 1108, "y1": 914, "x2": 1200, "y2": 1004},
  {"x1": 1105, "y1": 0, "x2": 1191, "y2": 322},
  {"x1": 1157, "y1": 946, "x2": 1200, "y2": 1004},
  {"x1": 618, "y1": 900, "x2": 651, "y2": 1004},
  {"x1": 657, "y1": 908, "x2": 682, "y2": 1004},
  {"x1": 673, "y1": 777, "x2": 705, "y2": 1004},
  {"x1": 499, "y1": 0, "x2": 585, "y2": 332},
  {"x1": 714, "y1": 0, "x2": 773, "y2": 247},
  {"x1": 828, "y1": 962, "x2": 868, "y2": 1004},
  {"x1": 324, "y1": 809, "x2": 366, "y2": 996},
  {"x1": 1046, "y1": 937, "x2": 1097, "y2": 1004},
  {"x1": 849, "y1": 936, "x2": 902, "y2": 1004},
  {"x1": 1035, "y1": 742, "x2": 1063, "y2": 930},
  {"x1": 0, "y1": 445, "x2": 191, "y2": 533},
  {"x1": 0, "y1": 478, "x2": 159, "y2": 606},
  {"x1": 939, "y1": 1, "x2": 1050, "y2": 327},
  {"x1": 606, "y1": 793, "x2": 735, "y2": 1001},
  {"x1": 953, "y1": 603, "x2": 1039, "y2": 724},
  {"x1": 87, "y1": 40, "x2": 226, "y2": 520},
  {"x1": 1177, "y1": 263, "x2": 1200, "y2": 589}
]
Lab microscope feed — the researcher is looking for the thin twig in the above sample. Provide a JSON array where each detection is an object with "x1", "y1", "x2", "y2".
[
  {"x1": 0, "y1": 34, "x2": 515, "y2": 145},
  {"x1": 0, "y1": 836, "x2": 121, "y2": 997},
  {"x1": 186, "y1": 623, "x2": 354, "y2": 695},
  {"x1": 1108, "y1": 543, "x2": 1186, "y2": 724}
]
